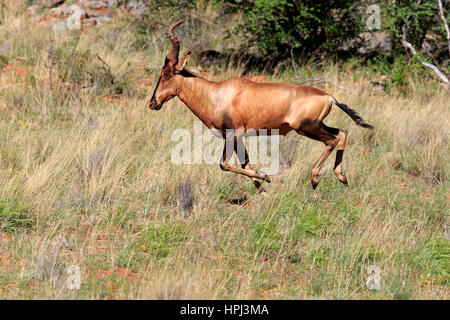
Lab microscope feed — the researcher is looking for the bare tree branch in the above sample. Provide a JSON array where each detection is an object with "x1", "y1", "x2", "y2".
[
  {"x1": 290, "y1": 49, "x2": 300, "y2": 79},
  {"x1": 423, "y1": 40, "x2": 450, "y2": 77},
  {"x1": 437, "y1": 0, "x2": 450, "y2": 54},
  {"x1": 131, "y1": 68, "x2": 151, "y2": 82},
  {"x1": 96, "y1": 55, "x2": 115, "y2": 84},
  {"x1": 401, "y1": 24, "x2": 449, "y2": 85}
]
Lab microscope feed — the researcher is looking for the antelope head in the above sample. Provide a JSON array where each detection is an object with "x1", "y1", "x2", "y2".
[{"x1": 149, "y1": 20, "x2": 191, "y2": 110}]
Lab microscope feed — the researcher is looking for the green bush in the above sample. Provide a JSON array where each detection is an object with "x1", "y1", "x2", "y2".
[
  {"x1": 216, "y1": 0, "x2": 363, "y2": 59},
  {"x1": 383, "y1": 0, "x2": 440, "y2": 55}
]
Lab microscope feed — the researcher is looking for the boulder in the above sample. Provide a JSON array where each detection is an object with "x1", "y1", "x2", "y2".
[
  {"x1": 50, "y1": 4, "x2": 69, "y2": 17},
  {"x1": 66, "y1": 5, "x2": 86, "y2": 30},
  {"x1": 82, "y1": 1, "x2": 107, "y2": 10},
  {"x1": 39, "y1": 0, "x2": 65, "y2": 7},
  {"x1": 108, "y1": 0, "x2": 118, "y2": 7},
  {"x1": 37, "y1": 15, "x2": 58, "y2": 27},
  {"x1": 3, "y1": 0, "x2": 24, "y2": 8},
  {"x1": 85, "y1": 16, "x2": 112, "y2": 26},
  {"x1": 0, "y1": 41, "x2": 11, "y2": 55},
  {"x1": 68, "y1": 5, "x2": 87, "y2": 19},
  {"x1": 86, "y1": 10, "x2": 100, "y2": 18},
  {"x1": 52, "y1": 21, "x2": 68, "y2": 34},
  {"x1": 127, "y1": 0, "x2": 148, "y2": 15},
  {"x1": 26, "y1": 5, "x2": 41, "y2": 16}
]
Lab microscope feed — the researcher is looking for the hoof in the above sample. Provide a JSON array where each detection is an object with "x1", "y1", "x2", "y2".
[
  {"x1": 336, "y1": 174, "x2": 348, "y2": 186},
  {"x1": 311, "y1": 180, "x2": 319, "y2": 189},
  {"x1": 260, "y1": 190, "x2": 269, "y2": 198},
  {"x1": 258, "y1": 174, "x2": 271, "y2": 183},
  {"x1": 256, "y1": 184, "x2": 268, "y2": 197}
]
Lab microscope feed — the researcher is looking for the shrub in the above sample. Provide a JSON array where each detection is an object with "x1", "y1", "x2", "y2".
[
  {"x1": 216, "y1": 0, "x2": 363, "y2": 59},
  {"x1": 0, "y1": 200, "x2": 34, "y2": 234},
  {"x1": 46, "y1": 47, "x2": 133, "y2": 96}
]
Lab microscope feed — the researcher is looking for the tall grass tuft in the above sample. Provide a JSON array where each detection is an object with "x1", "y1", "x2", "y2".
[{"x1": 177, "y1": 177, "x2": 194, "y2": 218}]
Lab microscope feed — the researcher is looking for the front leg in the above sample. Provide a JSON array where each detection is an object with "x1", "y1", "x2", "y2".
[
  {"x1": 219, "y1": 134, "x2": 271, "y2": 183},
  {"x1": 234, "y1": 136, "x2": 269, "y2": 194}
]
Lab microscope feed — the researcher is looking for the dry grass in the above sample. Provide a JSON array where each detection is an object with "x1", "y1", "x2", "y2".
[{"x1": 0, "y1": 6, "x2": 448, "y2": 299}]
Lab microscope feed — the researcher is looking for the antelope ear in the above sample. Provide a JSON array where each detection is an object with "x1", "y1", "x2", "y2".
[{"x1": 175, "y1": 51, "x2": 191, "y2": 72}]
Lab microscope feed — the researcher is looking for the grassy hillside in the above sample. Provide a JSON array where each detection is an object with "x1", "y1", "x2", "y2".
[{"x1": 0, "y1": 5, "x2": 448, "y2": 299}]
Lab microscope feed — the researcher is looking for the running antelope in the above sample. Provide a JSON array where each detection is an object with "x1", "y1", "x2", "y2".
[{"x1": 149, "y1": 20, "x2": 373, "y2": 194}]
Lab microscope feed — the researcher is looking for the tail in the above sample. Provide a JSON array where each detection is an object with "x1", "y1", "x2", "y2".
[{"x1": 333, "y1": 99, "x2": 373, "y2": 129}]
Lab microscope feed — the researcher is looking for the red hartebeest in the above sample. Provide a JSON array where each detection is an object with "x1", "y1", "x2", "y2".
[{"x1": 149, "y1": 20, "x2": 373, "y2": 194}]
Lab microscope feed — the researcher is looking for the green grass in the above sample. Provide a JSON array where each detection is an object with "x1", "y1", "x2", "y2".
[
  {"x1": 0, "y1": 4, "x2": 448, "y2": 299},
  {"x1": 0, "y1": 200, "x2": 34, "y2": 234}
]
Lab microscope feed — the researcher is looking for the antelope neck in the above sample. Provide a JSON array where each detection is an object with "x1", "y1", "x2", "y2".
[{"x1": 175, "y1": 74, "x2": 218, "y2": 125}]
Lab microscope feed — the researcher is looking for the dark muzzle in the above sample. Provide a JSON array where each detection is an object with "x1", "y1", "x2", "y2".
[{"x1": 149, "y1": 99, "x2": 162, "y2": 110}]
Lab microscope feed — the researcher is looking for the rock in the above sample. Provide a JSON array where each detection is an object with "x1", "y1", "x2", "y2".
[
  {"x1": 3, "y1": 0, "x2": 24, "y2": 9},
  {"x1": 32, "y1": 15, "x2": 45, "y2": 23},
  {"x1": 68, "y1": 5, "x2": 87, "y2": 19},
  {"x1": 0, "y1": 41, "x2": 11, "y2": 55},
  {"x1": 67, "y1": 17, "x2": 82, "y2": 30},
  {"x1": 366, "y1": 265, "x2": 382, "y2": 291},
  {"x1": 108, "y1": 0, "x2": 118, "y2": 7},
  {"x1": 66, "y1": 6, "x2": 86, "y2": 30},
  {"x1": 39, "y1": 0, "x2": 65, "y2": 7},
  {"x1": 82, "y1": 1, "x2": 107, "y2": 10},
  {"x1": 26, "y1": 5, "x2": 41, "y2": 16},
  {"x1": 52, "y1": 21, "x2": 68, "y2": 34},
  {"x1": 37, "y1": 15, "x2": 58, "y2": 27},
  {"x1": 127, "y1": 0, "x2": 147, "y2": 15},
  {"x1": 85, "y1": 16, "x2": 112, "y2": 26},
  {"x1": 127, "y1": 0, "x2": 137, "y2": 9},
  {"x1": 50, "y1": 4, "x2": 69, "y2": 17},
  {"x1": 86, "y1": 10, "x2": 100, "y2": 18},
  {"x1": 95, "y1": 16, "x2": 112, "y2": 23}
]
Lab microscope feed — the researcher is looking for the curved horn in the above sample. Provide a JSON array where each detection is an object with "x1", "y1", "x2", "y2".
[{"x1": 166, "y1": 19, "x2": 185, "y2": 61}]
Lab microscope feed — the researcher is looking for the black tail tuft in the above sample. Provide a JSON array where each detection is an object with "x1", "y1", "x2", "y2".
[{"x1": 334, "y1": 100, "x2": 373, "y2": 129}]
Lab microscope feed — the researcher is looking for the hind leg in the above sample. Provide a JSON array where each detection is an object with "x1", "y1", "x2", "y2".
[
  {"x1": 334, "y1": 129, "x2": 348, "y2": 185},
  {"x1": 297, "y1": 123, "x2": 340, "y2": 189}
]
